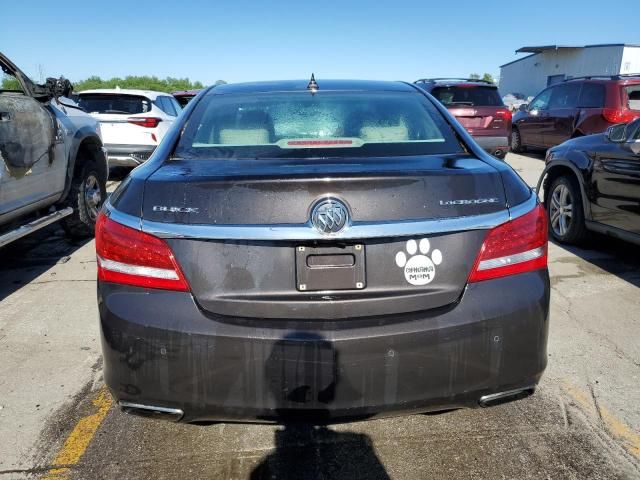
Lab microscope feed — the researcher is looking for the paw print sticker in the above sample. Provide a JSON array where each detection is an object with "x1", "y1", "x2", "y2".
[{"x1": 395, "y1": 239, "x2": 443, "y2": 286}]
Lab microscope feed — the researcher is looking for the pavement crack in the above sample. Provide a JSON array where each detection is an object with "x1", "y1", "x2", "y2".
[
  {"x1": 588, "y1": 383, "x2": 605, "y2": 426},
  {"x1": 0, "y1": 463, "x2": 75, "y2": 475},
  {"x1": 558, "y1": 393, "x2": 569, "y2": 429},
  {"x1": 552, "y1": 285, "x2": 640, "y2": 369},
  {"x1": 29, "y1": 279, "x2": 95, "y2": 285}
]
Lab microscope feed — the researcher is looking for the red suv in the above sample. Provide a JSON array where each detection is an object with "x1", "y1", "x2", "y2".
[
  {"x1": 415, "y1": 78, "x2": 512, "y2": 159},
  {"x1": 511, "y1": 75, "x2": 640, "y2": 152}
]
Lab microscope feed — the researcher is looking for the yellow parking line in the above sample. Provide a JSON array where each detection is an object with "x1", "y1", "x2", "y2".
[
  {"x1": 600, "y1": 409, "x2": 640, "y2": 458},
  {"x1": 562, "y1": 380, "x2": 640, "y2": 459},
  {"x1": 42, "y1": 385, "x2": 113, "y2": 480}
]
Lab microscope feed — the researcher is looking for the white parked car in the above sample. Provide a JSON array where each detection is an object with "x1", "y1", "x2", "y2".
[{"x1": 77, "y1": 88, "x2": 182, "y2": 167}]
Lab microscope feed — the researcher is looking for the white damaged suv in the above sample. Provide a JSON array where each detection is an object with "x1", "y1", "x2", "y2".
[{"x1": 0, "y1": 52, "x2": 107, "y2": 246}]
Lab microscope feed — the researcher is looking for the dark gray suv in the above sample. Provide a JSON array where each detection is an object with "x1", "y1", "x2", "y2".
[{"x1": 97, "y1": 79, "x2": 550, "y2": 423}]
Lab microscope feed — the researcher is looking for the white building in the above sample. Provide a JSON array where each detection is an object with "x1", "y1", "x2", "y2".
[{"x1": 499, "y1": 44, "x2": 640, "y2": 97}]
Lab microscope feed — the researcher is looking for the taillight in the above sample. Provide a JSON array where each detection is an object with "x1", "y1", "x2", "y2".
[
  {"x1": 495, "y1": 109, "x2": 512, "y2": 121},
  {"x1": 468, "y1": 204, "x2": 547, "y2": 283},
  {"x1": 95, "y1": 213, "x2": 189, "y2": 291},
  {"x1": 602, "y1": 108, "x2": 636, "y2": 124},
  {"x1": 127, "y1": 117, "x2": 161, "y2": 128}
]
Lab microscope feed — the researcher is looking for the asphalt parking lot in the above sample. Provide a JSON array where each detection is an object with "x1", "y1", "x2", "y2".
[{"x1": 1, "y1": 153, "x2": 639, "y2": 479}]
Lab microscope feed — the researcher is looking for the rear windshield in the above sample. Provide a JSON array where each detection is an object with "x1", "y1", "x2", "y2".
[
  {"x1": 78, "y1": 94, "x2": 153, "y2": 114},
  {"x1": 175, "y1": 95, "x2": 195, "y2": 107},
  {"x1": 626, "y1": 85, "x2": 640, "y2": 110},
  {"x1": 430, "y1": 86, "x2": 503, "y2": 107},
  {"x1": 175, "y1": 91, "x2": 464, "y2": 159}
]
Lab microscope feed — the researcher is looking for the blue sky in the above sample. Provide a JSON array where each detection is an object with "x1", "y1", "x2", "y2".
[{"x1": 2, "y1": 0, "x2": 639, "y2": 85}]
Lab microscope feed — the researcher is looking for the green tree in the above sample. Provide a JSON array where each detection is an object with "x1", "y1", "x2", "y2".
[
  {"x1": 1, "y1": 75, "x2": 22, "y2": 90},
  {"x1": 4, "y1": 74, "x2": 217, "y2": 93},
  {"x1": 72, "y1": 76, "x2": 210, "y2": 93},
  {"x1": 482, "y1": 73, "x2": 495, "y2": 83}
]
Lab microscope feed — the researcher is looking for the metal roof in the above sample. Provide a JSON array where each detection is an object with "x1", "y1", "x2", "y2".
[
  {"x1": 516, "y1": 44, "x2": 640, "y2": 54},
  {"x1": 515, "y1": 45, "x2": 580, "y2": 54},
  {"x1": 501, "y1": 44, "x2": 640, "y2": 68}
]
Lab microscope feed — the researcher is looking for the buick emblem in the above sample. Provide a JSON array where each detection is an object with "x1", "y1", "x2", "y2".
[{"x1": 311, "y1": 198, "x2": 349, "y2": 234}]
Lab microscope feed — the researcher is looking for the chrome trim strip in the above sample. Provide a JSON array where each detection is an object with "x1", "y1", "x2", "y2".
[
  {"x1": 105, "y1": 192, "x2": 537, "y2": 242},
  {"x1": 104, "y1": 202, "x2": 142, "y2": 230},
  {"x1": 142, "y1": 211, "x2": 510, "y2": 241},
  {"x1": 508, "y1": 191, "x2": 538, "y2": 221}
]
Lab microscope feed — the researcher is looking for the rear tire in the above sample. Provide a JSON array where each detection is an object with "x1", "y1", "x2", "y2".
[
  {"x1": 61, "y1": 160, "x2": 107, "y2": 238},
  {"x1": 546, "y1": 175, "x2": 588, "y2": 245},
  {"x1": 510, "y1": 127, "x2": 525, "y2": 153}
]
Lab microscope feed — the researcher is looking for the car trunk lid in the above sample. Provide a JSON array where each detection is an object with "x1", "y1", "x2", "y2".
[{"x1": 142, "y1": 155, "x2": 507, "y2": 319}]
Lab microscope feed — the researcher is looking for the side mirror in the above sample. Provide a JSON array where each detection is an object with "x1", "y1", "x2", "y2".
[
  {"x1": 605, "y1": 123, "x2": 627, "y2": 142},
  {"x1": 622, "y1": 118, "x2": 640, "y2": 154},
  {"x1": 45, "y1": 77, "x2": 73, "y2": 98},
  {"x1": 518, "y1": 104, "x2": 528, "y2": 112}
]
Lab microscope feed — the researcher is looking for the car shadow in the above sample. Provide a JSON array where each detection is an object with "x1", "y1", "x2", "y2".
[
  {"x1": 250, "y1": 333, "x2": 390, "y2": 480},
  {"x1": 0, "y1": 223, "x2": 91, "y2": 301},
  {"x1": 250, "y1": 424, "x2": 390, "y2": 480},
  {"x1": 550, "y1": 234, "x2": 640, "y2": 289}
]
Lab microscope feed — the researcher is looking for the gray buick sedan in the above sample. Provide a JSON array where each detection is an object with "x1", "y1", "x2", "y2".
[{"x1": 97, "y1": 79, "x2": 549, "y2": 423}]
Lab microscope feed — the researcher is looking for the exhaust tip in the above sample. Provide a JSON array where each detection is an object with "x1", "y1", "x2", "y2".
[
  {"x1": 119, "y1": 401, "x2": 184, "y2": 422},
  {"x1": 478, "y1": 386, "x2": 535, "y2": 408}
]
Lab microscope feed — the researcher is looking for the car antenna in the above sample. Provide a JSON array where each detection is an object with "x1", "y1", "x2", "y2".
[{"x1": 307, "y1": 73, "x2": 319, "y2": 93}]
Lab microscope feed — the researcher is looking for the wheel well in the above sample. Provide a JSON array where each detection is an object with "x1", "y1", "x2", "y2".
[
  {"x1": 74, "y1": 138, "x2": 106, "y2": 181},
  {"x1": 538, "y1": 160, "x2": 592, "y2": 221},
  {"x1": 542, "y1": 165, "x2": 578, "y2": 203}
]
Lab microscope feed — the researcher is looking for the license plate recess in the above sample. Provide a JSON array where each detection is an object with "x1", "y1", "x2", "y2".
[{"x1": 295, "y1": 244, "x2": 366, "y2": 292}]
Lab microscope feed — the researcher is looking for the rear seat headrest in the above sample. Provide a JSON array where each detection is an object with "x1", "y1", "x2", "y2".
[
  {"x1": 215, "y1": 110, "x2": 275, "y2": 144},
  {"x1": 219, "y1": 128, "x2": 270, "y2": 145},
  {"x1": 360, "y1": 123, "x2": 409, "y2": 142}
]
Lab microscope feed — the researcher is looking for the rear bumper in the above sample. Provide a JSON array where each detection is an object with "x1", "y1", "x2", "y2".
[
  {"x1": 473, "y1": 135, "x2": 510, "y2": 155},
  {"x1": 99, "y1": 270, "x2": 550, "y2": 423},
  {"x1": 104, "y1": 143, "x2": 155, "y2": 167}
]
